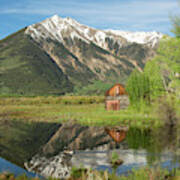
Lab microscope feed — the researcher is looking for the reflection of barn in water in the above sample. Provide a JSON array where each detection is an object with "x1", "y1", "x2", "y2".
[
  {"x1": 105, "y1": 127, "x2": 128, "y2": 143},
  {"x1": 105, "y1": 84, "x2": 129, "y2": 111}
]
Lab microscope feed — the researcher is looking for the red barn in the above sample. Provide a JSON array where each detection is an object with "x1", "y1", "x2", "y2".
[{"x1": 105, "y1": 84, "x2": 129, "y2": 111}]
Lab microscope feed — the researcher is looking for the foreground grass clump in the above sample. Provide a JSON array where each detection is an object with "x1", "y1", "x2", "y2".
[
  {"x1": 0, "y1": 173, "x2": 37, "y2": 180},
  {"x1": 1, "y1": 167, "x2": 180, "y2": 180},
  {"x1": 70, "y1": 167, "x2": 180, "y2": 180}
]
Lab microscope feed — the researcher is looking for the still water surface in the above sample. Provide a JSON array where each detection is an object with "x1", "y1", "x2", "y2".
[
  {"x1": 0, "y1": 121, "x2": 179, "y2": 178},
  {"x1": 0, "y1": 157, "x2": 37, "y2": 177}
]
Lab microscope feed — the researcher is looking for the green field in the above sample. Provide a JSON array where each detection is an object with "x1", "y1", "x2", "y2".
[
  {"x1": 1, "y1": 167, "x2": 180, "y2": 180},
  {"x1": 0, "y1": 96, "x2": 164, "y2": 128}
]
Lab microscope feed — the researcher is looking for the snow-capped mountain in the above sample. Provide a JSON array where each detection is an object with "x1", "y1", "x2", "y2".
[
  {"x1": 105, "y1": 30, "x2": 163, "y2": 47},
  {"x1": 24, "y1": 14, "x2": 164, "y2": 84},
  {"x1": 25, "y1": 14, "x2": 163, "y2": 49},
  {"x1": 0, "y1": 15, "x2": 164, "y2": 95}
]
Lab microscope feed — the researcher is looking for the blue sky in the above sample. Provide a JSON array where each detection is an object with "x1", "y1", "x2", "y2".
[{"x1": 0, "y1": 0, "x2": 179, "y2": 39}]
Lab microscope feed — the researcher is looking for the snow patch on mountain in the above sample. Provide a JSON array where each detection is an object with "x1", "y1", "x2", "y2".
[
  {"x1": 25, "y1": 15, "x2": 163, "y2": 49},
  {"x1": 105, "y1": 30, "x2": 163, "y2": 47},
  {"x1": 94, "y1": 31, "x2": 107, "y2": 48}
]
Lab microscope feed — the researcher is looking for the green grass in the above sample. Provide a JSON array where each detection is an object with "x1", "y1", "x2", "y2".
[
  {"x1": 1, "y1": 95, "x2": 179, "y2": 128},
  {"x1": 0, "y1": 96, "x2": 104, "y2": 105},
  {"x1": 1, "y1": 167, "x2": 180, "y2": 180},
  {"x1": 0, "y1": 96, "x2": 158, "y2": 128}
]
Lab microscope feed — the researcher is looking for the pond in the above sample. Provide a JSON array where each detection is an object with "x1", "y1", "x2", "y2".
[
  {"x1": 24, "y1": 147, "x2": 180, "y2": 178},
  {"x1": 0, "y1": 157, "x2": 38, "y2": 178},
  {"x1": 0, "y1": 120, "x2": 179, "y2": 179}
]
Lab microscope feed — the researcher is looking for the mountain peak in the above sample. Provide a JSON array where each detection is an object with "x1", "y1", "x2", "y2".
[
  {"x1": 51, "y1": 14, "x2": 60, "y2": 19},
  {"x1": 25, "y1": 15, "x2": 163, "y2": 48},
  {"x1": 49, "y1": 14, "x2": 63, "y2": 24}
]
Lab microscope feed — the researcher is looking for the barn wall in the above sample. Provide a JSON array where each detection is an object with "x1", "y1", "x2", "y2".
[
  {"x1": 106, "y1": 95, "x2": 129, "y2": 110},
  {"x1": 106, "y1": 100, "x2": 120, "y2": 111}
]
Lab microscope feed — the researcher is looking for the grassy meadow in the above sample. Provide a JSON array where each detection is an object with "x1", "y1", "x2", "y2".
[
  {"x1": 0, "y1": 96, "x2": 163, "y2": 129},
  {"x1": 1, "y1": 167, "x2": 180, "y2": 180}
]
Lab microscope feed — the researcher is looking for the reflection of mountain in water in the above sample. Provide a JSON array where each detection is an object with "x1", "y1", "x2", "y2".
[
  {"x1": 25, "y1": 149, "x2": 180, "y2": 179},
  {"x1": 25, "y1": 121, "x2": 180, "y2": 179},
  {"x1": 0, "y1": 119, "x2": 179, "y2": 179}
]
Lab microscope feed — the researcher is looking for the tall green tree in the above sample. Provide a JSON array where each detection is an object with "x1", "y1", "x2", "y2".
[
  {"x1": 171, "y1": 15, "x2": 180, "y2": 38},
  {"x1": 149, "y1": 38, "x2": 180, "y2": 95},
  {"x1": 171, "y1": 0, "x2": 180, "y2": 38},
  {"x1": 144, "y1": 58, "x2": 165, "y2": 98},
  {"x1": 126, "y1": 70, "x2": 150, "y2": 105}
]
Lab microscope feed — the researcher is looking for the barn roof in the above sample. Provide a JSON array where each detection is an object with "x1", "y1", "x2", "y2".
[{"x1": 105, "y1": 83, "x2": 127, "y2": 96}]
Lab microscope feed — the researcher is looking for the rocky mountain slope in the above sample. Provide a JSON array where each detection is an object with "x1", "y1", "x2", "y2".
[{"x1": 0, "y1": 15, "x2": 163, "y2": 95}]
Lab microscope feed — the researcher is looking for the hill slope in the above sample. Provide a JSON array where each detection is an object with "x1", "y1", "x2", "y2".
[{"x1": 0, "y1": 29, "x2": 72, "y2": 95}]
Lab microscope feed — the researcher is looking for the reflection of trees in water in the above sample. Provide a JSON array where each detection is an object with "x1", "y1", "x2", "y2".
[
  {"x1": 151, "y1": 98, "x2": 180, "y2": 175},
  {"x1": 126, "y1": 127, "x2": 157, "y2": 165},
  {"x1": 156, "y1": 97, "x2": 179, "y2": 150},
  {"x1": 126, "y1": 128, "x2": 151, "y2": 150},
  {"x1": 143, "y1": 97, "x2": 180, "y2": 178},
  {"x1": 125, "y1": 97, "x2": 180, "y2": 170},
  {"x1": 146, "y1": 123, "x2": 179, "y2": 168}
]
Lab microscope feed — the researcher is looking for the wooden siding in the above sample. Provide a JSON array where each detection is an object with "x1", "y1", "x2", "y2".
[{"x1": 105, "y1": 99, "x2": 120, "y2": 111}]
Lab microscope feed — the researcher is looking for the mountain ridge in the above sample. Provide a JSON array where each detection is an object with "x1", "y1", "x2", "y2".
[
  {"x1": 0, "y1": 15, "x2": 164, "y2": 95},
  {"x1": 26, "y1": 15, "x2": 163, "y2": 49}
]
